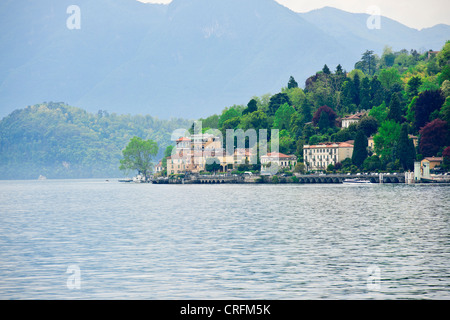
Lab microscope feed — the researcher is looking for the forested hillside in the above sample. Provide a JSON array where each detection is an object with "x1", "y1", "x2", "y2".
[
  {"x1": 0, "y1": 103, "x2": 192, "y2": 179},
  {"x1": 197, "y1": 41, "x2": 450, "y2": 173}
]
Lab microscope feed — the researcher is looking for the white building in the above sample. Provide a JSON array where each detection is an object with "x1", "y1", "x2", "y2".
[
  {"x1": 260, "y1": 152, "x2": 297, "y2": 174},
  {"x1": 341, "y1": 111, "x2": 367, "y2": 128},
  {"x1": 303, "y1": 142, "x2": 354, "y2": 171}
]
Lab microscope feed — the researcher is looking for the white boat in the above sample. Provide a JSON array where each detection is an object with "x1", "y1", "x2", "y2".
[
  {"x1": 133, "y1": 175, "x2": 147, "y2": 183},
  {"x1": 342, "y1": 178, "x2": 372, "y2": 185}
]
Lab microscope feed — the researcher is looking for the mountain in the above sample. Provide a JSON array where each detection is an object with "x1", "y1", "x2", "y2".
[
  {"x1": 0, "y1": 0, "x2": 448, "y2": 119},
  {"x1": 300, "y1": 6, "x2": 450, "y2": 55}
]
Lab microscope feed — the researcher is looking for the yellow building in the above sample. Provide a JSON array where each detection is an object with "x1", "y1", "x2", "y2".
[{"x1": 421, "y1": 157, "x2": 443, "y2": 171}]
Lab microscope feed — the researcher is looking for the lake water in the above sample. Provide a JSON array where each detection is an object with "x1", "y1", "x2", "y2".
[{"x1": 0, "y1": 179, "x2": 449, "y2": 300}]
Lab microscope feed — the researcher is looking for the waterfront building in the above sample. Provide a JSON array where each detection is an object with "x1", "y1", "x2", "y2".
[
  {"x1": 166, "y1": 134, "x2": 256, "y2": 175},
  {"x1": 260, "y1": 152, "x2": 297, "y2": 174},
  {"x1": 303, "y1": 142, "x2": 354, "y2": 171},
  {"x1": 421, "y1": 157, "x2": 443, "y2": 172},
  {"x1": 154, "y1": 160, "x2": 163, "y2": 175}
]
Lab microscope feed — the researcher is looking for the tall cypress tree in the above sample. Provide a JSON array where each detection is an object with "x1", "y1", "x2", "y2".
[
  {"x1": 398, "y1": 124, "x2": 415, "y2": 171},
  {"x1": 352, "y1": 73, "x2": 361, "y2": 106},
  {"x1": 318, "y1": 111, "x2": 330, "y2": 133},
  {"x1": 288, "y1": 76, "x2": 298, "y2": 89},
  {"x1": 370, "y1": 76, "x2": 384, "y2": 107},
  {"x1": 360, "y1": 77, "x2": 371, "y2": 110},
  {"x1": 352, "y1": 130, "x2": 368, "y2": 167},
  {"x1": 388, "y1": 93, "x2": 402, "y2": 122}
]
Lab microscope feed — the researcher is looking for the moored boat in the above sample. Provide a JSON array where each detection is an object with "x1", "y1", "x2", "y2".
[{"x1": 342, "y1": 178, "x2": 372, "y2": 185}]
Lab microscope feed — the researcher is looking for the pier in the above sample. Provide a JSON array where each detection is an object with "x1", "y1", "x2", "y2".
[{"x1": 151, "y1": 173, "x2": 410, "y2": 184}]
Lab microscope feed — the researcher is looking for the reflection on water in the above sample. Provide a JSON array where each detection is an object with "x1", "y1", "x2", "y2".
[{"x1": 0, "y1": 180, "x2": 449, "y2": 299}]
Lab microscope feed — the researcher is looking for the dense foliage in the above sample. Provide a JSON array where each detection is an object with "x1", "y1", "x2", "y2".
[
  {"x1": 0, "y1": 103, "x2": 192, "y2": 179},
  {"x1": 198, "y1": 41, "x2": 450, "y2": 173},
  {"x1": 119, "y1": 137, "x2": 159, "y2": 179}
]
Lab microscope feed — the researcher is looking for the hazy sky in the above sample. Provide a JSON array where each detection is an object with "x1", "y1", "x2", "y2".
[{"x1": 139, "y1": 0, "x2": 450, "y2": 30}]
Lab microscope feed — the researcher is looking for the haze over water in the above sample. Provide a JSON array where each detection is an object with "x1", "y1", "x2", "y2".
[{"x1": 0, "y1": 179, "x2": 449, "y2": 299}]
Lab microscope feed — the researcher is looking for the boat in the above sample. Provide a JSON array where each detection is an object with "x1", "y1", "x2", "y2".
[
  {"x1": 133, "y1": 175, "x2": 146, "y2": 183},
  {"x1": 38, "y1": 175, "x2": 47, "y2": 180},
  {"x1": 342, "y1": 178, "x2": 372, "y2": 185},
  {"x1": 118, "y1": 178, "x2": 133, "y2": 183}
]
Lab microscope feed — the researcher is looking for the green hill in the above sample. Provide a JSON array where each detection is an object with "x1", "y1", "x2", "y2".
[{"x1": 0, "y1": 102, "x2": 192, "y2": 179}]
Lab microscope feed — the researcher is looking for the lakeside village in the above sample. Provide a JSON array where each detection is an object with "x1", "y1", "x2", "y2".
[{"x1": 124, "y1": 113, "x2": 449, "y2": 185}]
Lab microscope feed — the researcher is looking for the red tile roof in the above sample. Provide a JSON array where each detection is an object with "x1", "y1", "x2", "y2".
[
  {"x1": 262, "y1": 152, "x2": 295, "y2": 158},
  {"x1": 424, "y1": 157, "x2": 443, "y2": 162},
  {"x1": 176, "y1": 137, "x2": 191, "y2": 142},
  {"x1": 304, "y1": 142, "x2": 354, "y2": 148}
]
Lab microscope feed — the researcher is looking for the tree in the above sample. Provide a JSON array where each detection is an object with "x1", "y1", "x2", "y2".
[
  {"x1": 273, "y1": 103, "x2": 296, "y2": 131},
  {"x1": 441, "y1": 80, "x2": 450, "y2": 99},
  {"x1": 287, "y1": 76, "x2": 298, "y2": 89},
  {"x1": 373, "y1": 120, "x2": 402, "y2": 161},
  {"x1": 438, "y1": 65, "x2": 450, "y2": 85},
  {"x1": 161, "y1": 145, "x2": 174, "y2": 169},
  {"x1": 218, "y1": 106, "x2": 242, "y2": 129},
  {"x1": 221, "y1": 117, "x2": 241, "y2": 134},
  {"x1": 439, "y1": 97, "x2": 450, "y2": 126},
  {"x1": 205, "y1": 157, "x2": 222, "y2": 173},
  {"x1": 318, "y1": 110, "x2": 330, "y2": 133},
  {"x1": 387, "y1": 93, "x2": 402, "y2": 123},
  {"x1": 443, "y1": 146, "x2": 450, "y2": 170},
  {"x1": 352, "y1": 130, "x2": 368, "y2": 167},
  {"x1": 300, "y1": 99, "x2": 313, "y2": 123},
  {"x1": 407, "y1": 76, "x2": 422, "y2": 97},
  {"x1": 240, "y1": 110, "x2": 268, "y2": 132},
  {"x1": 351, "y1": 72, "x2": 361, "y2": 106},
  {"x1": 119, "y1": 137, "x2": 158, "y2": 179},
  {"x1": 414, "y1": 90, "x2": 445, "y2": 131},
  {"x1": 242, "y1": 99, "x2": 258, "y2": 115},
  {"x1": 378, "y1": 67, "x2": 402, "y2": 91},
  {"x1": 279, "y1": 130, "x2": 296, "y2": 154},
  {"x1": 293, "y1": 162, "x2": 305, "y2": 174},
  {"x1": 312, "y1": 105, "x2": 337, "y2": 127},
  {"x1": 357, "y1": 116, "x2": 379, "y2": 137},
  {"x1": 355, "y1": 50, "x2": 377, "y2": 75},
  {"x1": 283, "y1": 87, "x2": 306, "y2": 110},
  {"x1": 359, "y1": 77, "x2": 371, "y2": 110},
  {"x1": 289, "y1": 112, "x2": 304, "y2": 138},
  {"x1": 363, "y1": 155, "x2": 382, "y2": 172},
  {"x1": 419, "y1": 119, "x2": 450, "y2": 157},
  {"x1": 380, "y1": 46, "x2": 396, "y2": 68},
  {"x1": 370, "y1": 76, "x2": 384, "y2": 107},
  {"x1": 436, "y1": 40, "x2": 450, "y2": 67},
  {"x1": 268, "y1": 93, "x2": 291, "y2": 116},
  {"x1": 322, "y1": 64, "x2": 331, "y2": 74},
  {"x1": 398, "y1": 124, "x2": 415, "y2": 171}
]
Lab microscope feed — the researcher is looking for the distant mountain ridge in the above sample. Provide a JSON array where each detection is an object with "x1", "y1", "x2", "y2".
[{"x1": 0, "y1": 0, "x2": 448, "y2": 119}]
